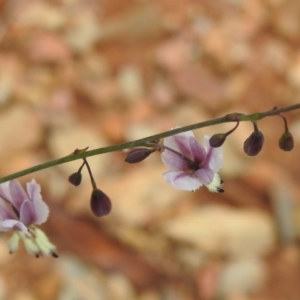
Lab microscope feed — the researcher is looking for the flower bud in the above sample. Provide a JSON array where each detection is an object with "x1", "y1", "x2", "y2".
[
  {"x1": 68, "y1": 172, "x2": 82, "y2": 186},
  {"x1": 125, "y1": 148, "x2": 155, "y2": 163},
  {"x1": 243, "y1": 130, "x2": 264, "y2": 156},
  {"x1": 90, "y1": 189, "x2": 112, "y2": 217},
  {"x1": 279, "y1": 131, "x2": 294, "y2": 151},
  {"x1": 209, "y1": 121, "x2": 239, "y2": 148},
  {"x1": 209, "y1": 134, "x2": 227, "y2": 148}
]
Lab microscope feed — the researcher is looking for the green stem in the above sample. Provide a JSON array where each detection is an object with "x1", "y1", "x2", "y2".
[{"x1": 0, "y1": 103, "x2": 299, "y2": 184}]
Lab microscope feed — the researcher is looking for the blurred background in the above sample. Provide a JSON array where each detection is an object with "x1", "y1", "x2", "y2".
[{"x1": 0, "y1": 0, "x2": 300, "y2": 299}]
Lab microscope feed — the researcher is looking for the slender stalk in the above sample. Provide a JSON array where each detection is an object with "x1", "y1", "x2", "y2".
[
  {"x1": 83, "y1": 158, "x2": 97, "y2": 190},
  {"x1": 77, "y1": 161, "x2": 86, "y2": 173},
  {"x1": 224, "y1": 120, "x2": 240, "y2": 136},
  {"x1": 277, "y1": 113, "x2": 289, "y2": 132},
  {"x1": 0, "y1": 103, "x2": 299, "y2": 184}
]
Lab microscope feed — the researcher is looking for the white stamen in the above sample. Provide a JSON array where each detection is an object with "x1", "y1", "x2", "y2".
[{"x1": 205, "y1": 173, "x2": 223, "y2": 193}]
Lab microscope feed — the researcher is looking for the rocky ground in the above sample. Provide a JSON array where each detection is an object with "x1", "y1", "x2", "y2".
[{"x1": 0, "y1": 0, "x2": 300, "y2": 299}]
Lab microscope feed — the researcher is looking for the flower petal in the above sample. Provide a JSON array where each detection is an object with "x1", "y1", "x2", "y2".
[
  {"x1": 19, "y1": 200, "x2": 38, "y2": 226},
  {"x1": 173, "y1": 135, "x2": 194, "y2": 158},
  {"x1": 161, "y1": 150, "x2": 189, "y2": 171},
  {"x1": 195, "y1": 168, "x2": 215, "y2": 185},
  {"x1": 25, "y1": 179, "x2": 49, "y2": 224},
  {"x1": 163, "y1": 171, "x2": 203, "y2": 191},
  {"x1": 1, "y1": 219, "x2": 29, "y2": 235},
  {"x1": 188, "y1": 137, "x2": 207, "y2": 163},
  {"x1": 0, "y1": 203, "x2": 16, "y2": 221},
  {"x1": 203, "y1": 136, "x2": 223, "y2": 171},
  {"x1": 0, "y1": 181, "x2": 13, "y2": 203},
  {"x1": 164, "y1": 129, "x2": 195, "y2": 157},
  {"x1": 10, "y1": 180, "x2": 29, "y2": 211}
]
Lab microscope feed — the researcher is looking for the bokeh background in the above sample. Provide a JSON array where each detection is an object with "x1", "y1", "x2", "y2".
[{"x1": 0, "y1": 0, "x2": 300, "y2": 299}]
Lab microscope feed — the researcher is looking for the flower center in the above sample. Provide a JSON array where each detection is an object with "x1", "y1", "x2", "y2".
[{"x1": 188, "y1": 159, "x2": 200, "y2": 171}]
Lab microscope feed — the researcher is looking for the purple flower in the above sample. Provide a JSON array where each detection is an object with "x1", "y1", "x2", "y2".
[
  {"x1": 0, "y1": 179, "x2": 57, "y2": 257},
  {"x1": 161, "y1": 129, "x2": 223, "y2": 192}
]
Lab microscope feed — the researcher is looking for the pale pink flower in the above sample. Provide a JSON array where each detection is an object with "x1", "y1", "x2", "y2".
[
  {"x1": 0, "y1": 179, "x2": 57, "y2": 257},
  {"x1": 161, "y1": 130, "x2": 223, "y2": 192}
]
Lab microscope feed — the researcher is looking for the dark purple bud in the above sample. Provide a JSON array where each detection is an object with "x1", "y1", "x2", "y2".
[
  {"x1": 125, "y1": 148, "x2": 155, "y2": 163},
  {"x1": 209, "y1": 134, "x2": 227, "y2": 148},
  {"x1": 279, "y1": 131, "x2": 294, "y2": 151},
  {"x1": 68, "y1": 172, "x2": 82, "y2": 186},
  {"x1": 210, "y1": 121, "x2": 239, "y2": 148},
  {"x1": 90, "y1": 189, "x2": 112, "y2": 217},
  {"x1": 243, "y1": 130, "x2": 264, "y2": 156}
]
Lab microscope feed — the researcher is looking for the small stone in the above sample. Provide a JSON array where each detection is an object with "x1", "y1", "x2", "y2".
[
  {"x1": 155, "y1": 38, "x2": 193, "y2": 71},
  {"x1": 0, "y1": 54, "x2": 23, "y2": 105},
  {"x1": 107, "y1": 273, "x2": 136, "y2": 300},
  {"x1": 98, "y1": 6, "x2": 165, "y2": 42},
  {"x1": 217, "y1": 257, "x2": 267, "y2": 298},
  {"x1": 270, "y1": 182, "x2": 297, "y2": 244},
  {"x1": 65, "y1": 12, "x2": 101, "y2": 53},
  {"x1": 287, "y1": 56, "x2": 300, "y2": 87},
  {"x1": 117, "y1": 66, "x2": 144, "y2": 101},
  {"x1": 273, "y1": 5, "x2": 300, "y2": 40},
  {"x1": 57, "y1": 257, "x2": 109, "y2": 299},
  {"x1": 0, "y1": 106, "x2": 43, "y2": 161},
  {"x1": 26, "y1": 33, "x2": 71, "y2": 63},
  {"x1": 18, "y1": 2, "x2": 65, "y2": 30}
]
